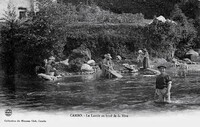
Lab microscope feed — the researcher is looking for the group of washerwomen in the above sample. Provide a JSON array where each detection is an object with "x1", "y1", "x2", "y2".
[
  {"x1": 36, "y1": 56, "x2": 62, "y2": 81},
  {"x1": 102, "y1": 49, "x2": 172, "y2": 103},
  {"x1": 101, "y1": 48, "x2": 150, "y2": 72},
  {"x1": 37, "y1": 49, "x2": 150, "y2": 80},
  {"x1": 136, "y1": 48, "x2": 150, "y2": 69},
  {"x1": 38, "y1": 50, "x2": 172, "y2": 103}
]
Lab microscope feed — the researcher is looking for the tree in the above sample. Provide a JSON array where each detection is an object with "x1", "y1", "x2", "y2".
[
  {"x1": 144, "y1": 5, "x2": 197, "y2": 60},
  {"x1": 0, "y1": 5, "x2": 19, "y2": 75},
  {"x1": 170, "y1": 4, "x2": 197, "y2": 58},
  {"x1": 145, "y1": 20, "x2": 177, "y2": 59},
  {"x1": 0, "y1": 1, "x2": 75, "y2": 74}
]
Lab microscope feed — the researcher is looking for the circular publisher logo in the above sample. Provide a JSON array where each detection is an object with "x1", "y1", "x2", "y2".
[{"x1": 5, "y1": 109, "x2": 12, "y2": 117}]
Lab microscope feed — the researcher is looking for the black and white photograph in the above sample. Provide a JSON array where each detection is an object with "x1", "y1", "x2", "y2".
[{"x1": 0, "y1": 0, "x2": 200, "y2": 127}]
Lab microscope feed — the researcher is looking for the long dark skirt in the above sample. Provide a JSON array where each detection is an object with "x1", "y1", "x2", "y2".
[
  {"x1": 143, "y1": 57, "x2": 150, "y2": 69},
  {"x1": 138, "y1": 60, "x2": 143, "y2": 68}
]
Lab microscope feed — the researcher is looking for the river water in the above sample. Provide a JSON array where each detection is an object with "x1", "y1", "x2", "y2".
[{"x1": 0, "y1": 72, "x2": 200, "y2": 115}]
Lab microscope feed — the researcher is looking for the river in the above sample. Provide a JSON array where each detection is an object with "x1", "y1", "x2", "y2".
[{"x1": 0, "y1": 72, "x2": 200, "y2": 115}]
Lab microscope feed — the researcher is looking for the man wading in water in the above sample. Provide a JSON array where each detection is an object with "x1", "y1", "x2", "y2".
[{"x1": 155, "y1": 65, "x2": 172, "y2": 103}]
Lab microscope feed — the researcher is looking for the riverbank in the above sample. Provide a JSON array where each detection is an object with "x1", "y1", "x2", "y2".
[
  {"x1": 0, "y1": 57, "x2": 199, "y2": 80},
  {"x1": 114, "y1": 58, "x2": 200, "y2": 76}
]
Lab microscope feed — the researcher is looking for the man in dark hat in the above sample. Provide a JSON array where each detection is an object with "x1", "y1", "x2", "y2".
[{"x1": 155, "y1": 65, "x2": 172, "y2": 102}]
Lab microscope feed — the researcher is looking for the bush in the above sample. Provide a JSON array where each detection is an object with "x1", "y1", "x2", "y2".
[
  {"x1": 142, "y1": 5, "x2": 197, "y2": 60},
  {"x1": 62, "y1": 23, "x2": 146, "y2": 61},
  {"x1": 144, "y1": 20, "x2": 177, "y2": 59},
  {"x1": 170, "y1": 5, "x2": 197, "y2": 58}
]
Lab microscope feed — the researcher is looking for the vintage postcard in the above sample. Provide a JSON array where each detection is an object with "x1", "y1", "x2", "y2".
[{"x1": 0, "y1": 0, "x2": 200, "y2": 127}]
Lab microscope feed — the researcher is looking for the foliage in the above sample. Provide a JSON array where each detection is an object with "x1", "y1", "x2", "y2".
[
  {"x1": 0, "y1": 5, "x2": 19, "y2": 75},
  {"x1": 170, "y1": 5, "x2": 197, "y2": 58},
  {"x1": 74, "y1": 4, "x2": 144, "y2": 23},
  {"x1": 144, "y1": 20, "x2": 176, "y2": 59},
  {"x1": 0, "y1": 1, "x2": 67, "y2": 74},
  {"x1": 62, "y1": 0, "x2": 182, "y2": 18},
  {"x1": 143, "y1": 5, "x2": 197, "y2": 60},
  {"x1": 62, "y1": 23, "x2": 145, "y2": 60},
  {"x1": 0, "y1": 1, "x2": 198, "y2": 75},
  {"x1": 194, "y1": 21, "x2": 200, "y2": 48}
]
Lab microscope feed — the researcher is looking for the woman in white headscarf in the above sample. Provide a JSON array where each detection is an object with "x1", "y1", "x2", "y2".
[
  {"x1": 137, "y1": 50, "x2": 144, "y2": 69},
  {"x1": 102, "y1": 53, "x2": 114, "y2": 78}
]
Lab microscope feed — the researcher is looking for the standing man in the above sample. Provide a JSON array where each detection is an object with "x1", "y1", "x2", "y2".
[{"x1": 155, "y1": 65, "x2": 172, "y2": 103}]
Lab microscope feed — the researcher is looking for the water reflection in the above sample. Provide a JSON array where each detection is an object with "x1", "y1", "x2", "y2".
[
  {"x1": 0, "y1": 77, "x2": 16, "y2": 107},
  {"x1": 0, "y1": 73, "x2": 200, "y2": 114},
  {"x1": 2, "y1": 77, "x2": 16, "y2": 95}
]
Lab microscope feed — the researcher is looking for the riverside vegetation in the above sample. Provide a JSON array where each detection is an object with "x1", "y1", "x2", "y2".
[{"x1": 0, "y1": 1, "x2": 199, "y2": 76}]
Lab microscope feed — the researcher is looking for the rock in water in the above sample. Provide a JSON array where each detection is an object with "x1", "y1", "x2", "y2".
[
  {"x1": 60, "y1": 59, "x2": 69, "y2": 66},
  {"x1": 87, "y1": 60, "x2": 95, "y2": 66},
  {"x1": 186, "y1": 49, "x2": 199, "y2": 62},
  {"x1": 68, "y1": 45, "x2": 92, "y2": 72},
  {"x1": 139, "y1": 68, "x2": 160, "y2": 75},
  {"x1": 81, "y1": 64, "x2": 94, "y2": 72},
  {"x1": 116, "y1": 55, "x2": 122, "y2": 60}
]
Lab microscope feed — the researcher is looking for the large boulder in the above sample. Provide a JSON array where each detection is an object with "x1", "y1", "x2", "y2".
[
  {"x1": 60, "y1": 59, "x2": 69, "y2": 66},
  {"x1": 152, "y1": 58, "x2": 174, "y2": 69},
  {"x1": 116, "y1": 55, "x2": 122, "y2": 61},
  {"x1": 68, "y1": 45, "x2": 92, "y2": 72},
  {"x1": 69, "y1": 45, "x2": 91, "y2": 62},
  {"x1": 149, "y1": 15, "x2": 176, "y2": 25},
  {"x1": 186, "y1": 49, "x2": 199, "y2": 61},
  {"x1": 81, "y1": 64, "x2": 94, "y2": 72},
  {"x1": 152, "y1": 58, "x2": 167, "y2": 65},
  {"x1": 156, "y1": 15, "x2": 166, "y2": 23},
  {"x1": 87, "y1": 60, "x2": 95, "y2": 66},
  {"x1": 186, "y1": 49, "x2": 199, "y2": 56}
]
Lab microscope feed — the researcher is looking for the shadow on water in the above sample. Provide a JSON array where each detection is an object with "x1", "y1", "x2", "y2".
[
  {"x1": 0, "y1": 76, "x2": 16, "y2": 108},
  {"x1": 0, "y1": 72, "x2": 200, "y2": 114},
  {"x1": 2, "y1": 77, "x2": 16, "y2": 94}
]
